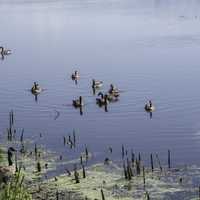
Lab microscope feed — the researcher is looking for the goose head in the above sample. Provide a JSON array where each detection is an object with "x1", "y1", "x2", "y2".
[
  {"x1": 97, "y1": 92, "x2": 104, "y2": 99},
  {"x1": 34, "y1": 82, "x2": 37, "y2": 88},
  {"x1": 110, "y1": 84, "x2": 114, "y2": 90}
]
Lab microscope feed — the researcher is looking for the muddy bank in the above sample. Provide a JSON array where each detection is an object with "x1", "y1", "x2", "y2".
[{"x1": 28, "y1": 162, "x2": 200, "y2": 200}]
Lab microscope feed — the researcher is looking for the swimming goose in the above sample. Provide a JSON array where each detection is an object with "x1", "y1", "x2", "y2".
[
  {"x1": 108, "y1": 84, "x2": 120, "y2": 97},
  {"x1": 73, "y1": 96, "x2": 83, "y2": 107},
  {"x1": 31, "y1": 82, "x2": 42, "y2": 94},
  {"x1": 0, "y1": 47, "x2": 11, "y2": 55},
  {"x1": 145, "y1": 100, "x2": 155, "y2": 112},
  {"x1": 96, "y1": 92, "x2": 109, "y2": 105},
  {"x1": 96, "y1": 92, "x2": 104, "y2": 104},
  {"x1": 92, "y1": 79, "x2": 103, "y2": 88},
  {"x1": 71, "y1": 70, "x2": 80, "y2": 80}
]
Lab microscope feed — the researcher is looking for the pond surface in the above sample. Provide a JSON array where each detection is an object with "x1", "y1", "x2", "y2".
[{"x1": 1, "y1": 0, "x2": 200, "y2": 167}]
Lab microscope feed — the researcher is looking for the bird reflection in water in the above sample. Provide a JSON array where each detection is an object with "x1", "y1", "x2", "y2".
[
  {"x1": 0, "y1": 54, "x2": 4, "y2": 60},
  {"x1": 104, "y1": 104, "x2": 108, "y2": 112},
  {"x1": 149, "y1": 112, "x2": 152, "y2": 119},
  {"x1": 92, "y1": 87, "x2": 96, "y2": 95},
  {"x1": 34, "y1": 94, "x2": 38, "y2": 102},
  {"x1": 79, "y1": 107, "x2": 83, "y2": 115}
]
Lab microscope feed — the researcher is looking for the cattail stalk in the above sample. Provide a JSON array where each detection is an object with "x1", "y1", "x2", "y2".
[
  {"x1": 122, "y1": 145, "x2": 125, "y2": 159},
  {"x1": 73, "y1": 129, "x2": 76, "y2": 147},
  {"x1": 85, "y1": 146, "x2": 89, "y2": 161},
  {"x1": 150, "y1": 154, "x2": 154, "y2": 172},
  {"x1": 74, "y1": 165, "x2": 80, "y2": 183},
  {"x1": 156, "y1": 154, "x2": 162, "y2": 172},
  {"x1": 123, "y1": 161, "x2": 128, "y2": 179},
  {"x1": 20, "y1": 129, "x2": 24, "y2": 143},
  {"x1": 143, "y1": 166, "x2": 145, "y2": 189},
  {"x1": 101, "y1": 189, "x2": 105, "y2": 200},
  {"x1": 82, "y1": 165, "x2": 86, "y2": 178},
  {"x1": 168, "y1": 150, "x2": 171, "y2": 169}
]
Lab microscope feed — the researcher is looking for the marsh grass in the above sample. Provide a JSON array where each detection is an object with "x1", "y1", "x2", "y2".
[{"x1": 0, "y1": 168, "x2": 32, "y2": 200}]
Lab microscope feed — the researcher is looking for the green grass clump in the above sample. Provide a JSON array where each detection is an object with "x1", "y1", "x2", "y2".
[{"x1": 0, "y1": 169, "x2": 32, "y2": 200}]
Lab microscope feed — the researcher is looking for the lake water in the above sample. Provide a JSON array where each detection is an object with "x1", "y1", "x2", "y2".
[{"x1": 1, "y1": 0, "x2": 200, "y2": 168}]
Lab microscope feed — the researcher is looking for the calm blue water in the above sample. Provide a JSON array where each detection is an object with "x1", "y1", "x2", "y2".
[{"x1": 1, "y1": 0, "x2": 200, "y2": 167}]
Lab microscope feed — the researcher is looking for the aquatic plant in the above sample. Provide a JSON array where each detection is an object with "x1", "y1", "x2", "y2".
[{"x1": 0, "y1": 168, "x2": 32, "y2": 200}]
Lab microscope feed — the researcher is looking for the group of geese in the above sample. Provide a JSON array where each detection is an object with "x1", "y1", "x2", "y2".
[
  {"x1": 71, "y1": 71, "x2": 120, "y2": 109},
  {"x1": 31, "y1": 70, "x2": 155, "y2": 113},
  {"x1": 1, "y1": 46, "x2": 155, "y2": 113}
]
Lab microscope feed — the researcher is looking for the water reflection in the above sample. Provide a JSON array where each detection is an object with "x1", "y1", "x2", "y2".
[
  {"x1": 0, "y1": 54, "x2": 4, "y2": 60},
  {"x1": 79, "y1": 107, "x2": 83, "y2": 116},
  {"x1": 72, "y1": 96, "x2": 84, "y2": 115},
  {"x1": 96, "y1": 100, "x2": 108, "y2": 113},
  {"x1": 92, "y1": 87, "x2": 96, "y2": 95},
  {"x1": 71, "y1": 77, "x2": 78, "y2": 85},
  {"x1": 104, "y1": 104, "x2": 108, "y2": 112},
  {"x1": 33, "y1": 93, "x2": 38, "y2": 102},
  {"x1": 73, "y1": 106, "x2": 83, "y2": 116},
  {"x1": 1, "y1": 0, "x2": 200, "y2": 166},
  {"x1": 92, "y1": 87, "x2": 102, "y2": 96},
  {"x1": 149, "y1": 112, "x2": 153, "y2": 119}
]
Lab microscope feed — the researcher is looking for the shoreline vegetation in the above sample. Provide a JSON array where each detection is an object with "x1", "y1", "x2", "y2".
[{"x1": 1, "y1": 112, "x2": 200, "y2": 200}]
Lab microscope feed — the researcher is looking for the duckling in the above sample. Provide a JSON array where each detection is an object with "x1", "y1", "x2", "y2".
[
  {"x1": 145, "y1": 100, "x2": 155, "y2": 112},
  {"x1": 109, "y1": 84, "x2": 120, "y2": 96},
  {"x1": 31, "y1": 82, "x2": 42, "y2": 94},
  {"x1": 92, "y1": 79, "x2": 103, "y2": 88},
  {"x1": 73, "y1": 96, "x2": 83, "y2": 107},
  {"x1": 0, "y1": 46, "x2": 11, "y2": 55},
  {"x1": 71, "y1": 70, "x2": 80, "y2": 80}
]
